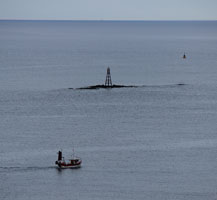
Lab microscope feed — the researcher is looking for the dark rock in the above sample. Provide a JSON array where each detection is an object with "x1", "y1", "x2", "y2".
[{"x1": 69, "y1": 84, "x2": 138, "y2": 90}]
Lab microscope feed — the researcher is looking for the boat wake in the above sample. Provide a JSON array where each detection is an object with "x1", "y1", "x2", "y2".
[{"x1": 0, "y1": 166, "x2": 56, "y2": 173}]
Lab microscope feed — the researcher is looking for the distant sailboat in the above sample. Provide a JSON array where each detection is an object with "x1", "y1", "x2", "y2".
[{"x1": 183, "y1": 53, "x2": 186, "y2": 59}]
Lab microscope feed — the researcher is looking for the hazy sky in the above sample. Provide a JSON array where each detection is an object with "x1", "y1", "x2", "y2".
[{"x1": 0, "y1": 0, "x2": 217, "y2": 20}]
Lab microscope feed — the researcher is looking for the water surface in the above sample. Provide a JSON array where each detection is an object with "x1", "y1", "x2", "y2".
[{"x1": 1, "y1": 20, "x2": 217, "y2": 200}]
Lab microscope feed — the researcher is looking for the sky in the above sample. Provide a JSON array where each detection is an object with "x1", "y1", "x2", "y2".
[{"x1": 0, "y1": 0, "x2": 217, "y2": 20}]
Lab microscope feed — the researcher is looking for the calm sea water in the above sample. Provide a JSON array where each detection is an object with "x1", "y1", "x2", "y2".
[{"x1": 1, "y1": 20, "x2": 217, "y2": 200}]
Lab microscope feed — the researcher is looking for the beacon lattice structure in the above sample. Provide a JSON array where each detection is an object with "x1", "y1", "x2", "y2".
[{"x1": 105, "y1": 67, "x2": 112, "y2": 87}]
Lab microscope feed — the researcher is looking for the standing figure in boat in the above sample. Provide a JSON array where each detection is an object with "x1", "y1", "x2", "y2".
[
  {"x1": 183, "y1": 52, "x2": 186, "y2": 59},
  {"x1": 55, "y1": 150, "x2": 82, "y2": 169}
]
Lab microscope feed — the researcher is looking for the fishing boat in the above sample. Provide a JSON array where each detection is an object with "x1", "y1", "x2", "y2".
[{"x1": 55, "y1": 150, "x2": 82, "y2": 169}]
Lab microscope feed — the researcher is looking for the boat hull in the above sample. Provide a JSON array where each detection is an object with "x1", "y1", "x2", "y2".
[
  {"x1": 55, "y1": 160, "x2": 82, "y2": 169},
  {"x1": 57, "y1": 164, "x2": 81, "y2": 169}
]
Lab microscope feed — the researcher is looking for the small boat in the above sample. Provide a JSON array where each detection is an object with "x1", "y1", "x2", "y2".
[
  {"x1": 183, "y1": 53, "x2": 186, "y2": 59},
  {"x1": 55, "y1": 150, "x2": 82, "y2": 169}
]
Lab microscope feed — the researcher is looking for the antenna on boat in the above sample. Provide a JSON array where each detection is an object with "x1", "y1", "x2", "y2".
[
  {"x1": 72, "y1": 147, "x2": 75, "y2": 158},
  {"x1": 105, "y1": 67, "x2": 112, "y2": 87}
]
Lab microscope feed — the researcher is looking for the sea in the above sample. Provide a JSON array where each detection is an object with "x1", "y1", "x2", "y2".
[{"x1": 0, "y1": 20, "x2": 217, "y2": 200}]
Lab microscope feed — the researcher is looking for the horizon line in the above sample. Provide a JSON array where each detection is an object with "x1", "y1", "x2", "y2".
[{"x1": 0, "y1": 19, "x2": 217, "y2": 22}]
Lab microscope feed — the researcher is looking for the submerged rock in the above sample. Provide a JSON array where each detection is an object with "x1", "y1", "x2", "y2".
[
  {"x1": 68, "y1": 83, "x2": 187, "y2": 90},
  {"x1": 69, "y1": 84, "x2": 138, "y2": 90}
]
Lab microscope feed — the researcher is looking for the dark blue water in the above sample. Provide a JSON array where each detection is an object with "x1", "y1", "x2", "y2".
[{"x1": 1, "y1": 20, "x2": 217, "y2": 200}]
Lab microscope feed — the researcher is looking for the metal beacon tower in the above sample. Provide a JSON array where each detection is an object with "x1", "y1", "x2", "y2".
[{"x1": 105, "y1": 67, "x2": 112, "y2": 87}]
